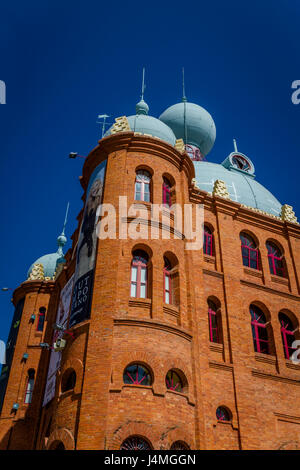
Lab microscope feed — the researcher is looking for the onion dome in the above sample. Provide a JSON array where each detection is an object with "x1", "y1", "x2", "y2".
[
  {"x1": 159, "y1": 100, "x2": 216, "y2": 156},
  {"x1": 193, "y1": 145, "x2": 282, "y2": 216},
  {"x1": 104, "y1": 84, "x2": 176, "y2": 146}
]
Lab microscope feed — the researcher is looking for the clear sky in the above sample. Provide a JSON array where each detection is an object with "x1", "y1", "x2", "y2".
[{"x1": 0, "y1": 0, "x2": 299, "y2": 343}]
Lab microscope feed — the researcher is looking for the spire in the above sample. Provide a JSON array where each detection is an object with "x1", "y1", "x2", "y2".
[
  {"x1": 182, "y1": 67, "x2": 187, "y2": 103},
  {"x1": 57, "y1": 202, "x2": 69, "y2": 256},
  {"x1": 233, "y1": 138, "x2": 238, "y2": 153},
  {"x1": 136, "y1": 67, "x2": 149, "y2": 115}
]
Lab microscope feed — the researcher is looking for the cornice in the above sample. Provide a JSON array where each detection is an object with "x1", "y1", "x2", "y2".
[
  {"x1": 81, "y1": 132, "x2": 195, "y2": 192},
  {"x1": 13, "y1": 280, "x2": 56, "y2": 306},
  {"x1": 114, "y1": 317, "x2": 192, "y2": 341},
  {"x1": 240, "y1": 279, "x2": 300, "y2": 301}
]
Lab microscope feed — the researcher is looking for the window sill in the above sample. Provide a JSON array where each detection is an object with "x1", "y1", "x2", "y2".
[
  {"x1": 203, "y1": 254, "x2": 215, "y2": 264},
  {"x1": 165, "y1": 389, "x2": 188, "y2": 398},
  {"x1": 163, "y1": 304, "x2": 179, "y2": 318},
  {"x1": 254, "y1": 353, "x2": 277, "y2": 365},
  {"x1": 243, "y1": 267, "x2": 263, "y2": 278},
  {"x1": 270, "y1": 275, "x2": 289, "y2": 286},
  {"x1": 209, "y1": 342, "x2": 223, "y2": 353},
  {"x1": 129, "y1": 298, "x2": 151, "y2": 309},
  {"x1": 285, "y1": 360, "x2": 300, "y2": 370}
]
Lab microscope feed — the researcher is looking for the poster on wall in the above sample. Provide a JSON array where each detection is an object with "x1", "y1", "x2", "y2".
[
  {"x1": 69, "y1": 160, "x2": 107, "y2": 328},
  {"x1": 42, "y1": 274, "x2": 74, "y2": 407},
  {"x1": 0, "y1": 298, "x2": 25, "y2": 412}
]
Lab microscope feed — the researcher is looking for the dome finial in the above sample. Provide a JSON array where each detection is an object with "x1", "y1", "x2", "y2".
[
  {"x1": 182, "y1": 67, "x2": 187, "y2": 103},
  {"x1": 57, "y1": 202, "x2": 69, "y2": 255},
  {"x1": 233, "y1": 138, "x2": 238, "y2": 152},
  {"x1": 136, "y1": 67, "x2": 149, "y2": 115}
]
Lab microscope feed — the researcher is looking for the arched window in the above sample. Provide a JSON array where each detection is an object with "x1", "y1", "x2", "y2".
[
  {"x1": 134, "y1": 170, "x2": 151, "y2": 202},
  {"x1": 24, "y1": 369, "x2": 35, "y2": 404},
  {"x1": 279, "y1": 313, "x2": 297, "y2": 360},
  {"x1": 130, "y1": 250, "x2": 149, "y2": 299},
  {"x1": 123, "y1": 364, "x2": 152, "y2": 386},
  {"x1": 240, "y1": 233, "x2": 259, "y2": 270},
  {"x1": 61, "y1": 369, "x2": 76, "y2": 393},
  {"x1": 162, "y1": 177, "x2": 172, "y2": 207},
  {"x1": 266, "y1": 241, "x2": 285, "y2": 277},
  {"x1": 216, "y1": 406, "x2": 231, "y2": 422},
  {"x1": 250, "y1": 305, "x2": 269, "y2": 354},
  {"x1": 170, "y1": 441, "x2": 190, "y2": 450},
  {"x1": 165, "y1": 370, "x2": 183, "y2": 392},
  {"x1": 120, "y1": 436, "x2": 152, "y2": 450},
  {"x1": 37, "y1": 307, "x2": 46, "y2": 332},
  {"x1": 208, "y1": 300, "x2": 221, "y2": 343},
  {"x1": 164, "y1": 257, "x2": 172, "y2": 304},
  {"x1": 203, "y1": 226, "x2": 213, "y2": 256}
]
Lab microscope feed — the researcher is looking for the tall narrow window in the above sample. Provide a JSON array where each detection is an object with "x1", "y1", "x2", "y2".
[
  {"x1": 162, "y1": 177, "x2": 172, "y2": 207},
  {"x1": 134, "y1": 170, "x2": 151, "y2": 202},
  {"x1": 208, "y1": 300, "x2": 220, "y2": 343},
  {"x1": 203, "y1": 226, "x2": 213, "y2": 256},
  {"x1": 279, "y1": 313, "x2": 297, "y2": 360},
  {"x1": 24, "y1": 369, "x2": 35, "y2": 404},
  {"x1": 130, "y1": 250, "x2": 149, "y2": 299},
  {"x1": 267, "y1": 241, "x2": 285, "y2": 277},
  {"x1": 240, "y1": 233, "x2": 259, "y2": 270},
  {"x1": 250, "y1": 305, "x2": 269, "y2": 354},
  {"x1": 37, "y1": 307, "x2": 46, "y2": 332},
  {"x1": 164, "y1": 257, "x2": 172, "y2": 304}
]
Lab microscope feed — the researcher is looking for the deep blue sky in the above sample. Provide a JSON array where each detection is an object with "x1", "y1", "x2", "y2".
[{"x1": 0, "y1": 1, "x2": 299, "y2": 342}]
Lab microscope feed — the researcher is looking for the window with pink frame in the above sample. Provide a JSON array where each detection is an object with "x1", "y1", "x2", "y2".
[
  {"x1": 203, "y1": 226, "x2": 213, "y2": 256},
  {"x1": 216, "y1": 406, "x2": 231, "y2": 422},
  {"x1": 123, "y1": 364, "x2": 152, "y2": 386},
  {"x1": 240, "y1": 232, "x2": 259, "y2": 270},
  {"x1": 130, "y1": 250, "x2": 149, "y2": 299},
  {"x1": 24, "y1": 369, "x2": 35, "y2": 404},
  {"x1": 266, "y1": 241, "x2": 285, "y2": 277},
  {"x1": 165, "y1": 370, "x2": 183, "y2": 392},
  {"x1": 250, "y1": 305, "x2": 270, "y2": 354},
  {"x1": 279, "y1": 312, "x2": 297, "y2": 360},
  {"x1": 208, "y1": 300, "x2": 221, "y2": 343},
  {"x1": 163, "y1": 257, "x2": 172, "y2": 304},
  {"x1": 162, "y1": 177, "x2": 172, "y2": 207},
  {"x1": 134, "y1": 170, "x2": 151, "y2": 202}
]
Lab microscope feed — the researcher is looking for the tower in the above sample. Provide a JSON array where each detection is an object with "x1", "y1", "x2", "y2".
[{"x1": 0, "y1": 82, "x2": 300, "y2": 450}]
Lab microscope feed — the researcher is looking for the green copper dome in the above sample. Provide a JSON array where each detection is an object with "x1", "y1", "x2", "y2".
[
  {"x1": 105, "y1": 99, "x2": 176, "y2": 146},
  {"x1": 159, "y1": 101, "x2": 216, "y2": 156}
]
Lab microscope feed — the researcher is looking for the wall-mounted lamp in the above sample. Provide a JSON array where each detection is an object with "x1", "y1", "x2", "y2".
[
  {"x1": 12, "y1": 403, "x2": 19, "y2": 411},
  {"x1": 30, "y1": 314, "x2": 35, "y2": 323}
]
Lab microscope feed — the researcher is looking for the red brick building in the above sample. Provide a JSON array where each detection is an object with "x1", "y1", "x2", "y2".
[{"x1": 0, "y1": 93, "x2": 299, "y2": 450}]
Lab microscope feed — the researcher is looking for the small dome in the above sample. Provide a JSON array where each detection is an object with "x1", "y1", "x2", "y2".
[
  {"x1": 194, "y1": 161, "x2": 282, "y2": 216},
  {"x1": 159, "y1": 101, "x2": 216, "y2": 156},
  {"x1": 105, "y1": 114, "x2": 176, "y2": 146},
  {"x1": 136, "y1": 99, "x2": 149, "y2": 115},
  {"x1": 27, "y1": 252, "x2": 63, "y2": 279}
]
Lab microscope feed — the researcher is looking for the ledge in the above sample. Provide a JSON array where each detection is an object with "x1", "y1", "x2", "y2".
[
  {"x1": 271, "y1": 275, "x2": 289, "y2": 286},
  {"x1": 254, "y1": 353, "x2": 277, "y2": 365},
  {"x1": 244, "y1": 267, "x2": 263, "y2": 278},
  {"x1": 129, "y1": 298, "x2": 152, "y2": 309},
  {"x1": 114, "y1": 317, "x2": 192, "y2": 341},
  {"x1": 286, "y1": 360, "x2": 300, "y2": 371},
  {"x1": 204, "y1": 254, "x2": 215, "y2": 265},
  {"x1": 209, "y1": 342, "x2": 224, "y2": 353},
  {"x1": 163, "y1": 304, "x2": 179, "y2": 318}
]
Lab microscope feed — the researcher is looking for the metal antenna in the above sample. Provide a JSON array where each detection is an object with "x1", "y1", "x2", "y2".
[
  {"x1": 141, "y1": 67, "x2": 146, "y2": 100},
  {"x1": 182, "y1": 68, "x2": 188, "y2": 145},
  {"x1": 98, "y1": 114, "x2": 110, "y2": 138},
  {"x1": 182, "y1": 67, "x2": 187, "y2": 102},
  {"x1": 62, "y1": 202, "x2": 69, "y2": 236},
  {"x1": 233, "y1": 139, "x2": 238, "y2": 153}
]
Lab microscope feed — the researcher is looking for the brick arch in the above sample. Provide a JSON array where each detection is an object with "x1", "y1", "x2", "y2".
[
  {"x1": 158, "y1": 426, "x2": 194, "y2": 450},
  {"x1": 109, "y1": 421, "x2": 159, "y2": 450},
  {"x1": 114, "y1": 350, "x2": 162, "y2": 391},
  {"x1": 161, "y1": 358, "x2": 192, "y2": 396},
  {"x1": 46, "y1": 427, "x2": 75, "y2": 450},
  {"x1": 59, "y1": 358, "x2": 84, "y2": 394}
]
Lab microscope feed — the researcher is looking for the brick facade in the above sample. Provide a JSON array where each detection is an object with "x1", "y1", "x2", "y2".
[{"x1": 0, "y1": 132, "x2": 300, "y2": 450}]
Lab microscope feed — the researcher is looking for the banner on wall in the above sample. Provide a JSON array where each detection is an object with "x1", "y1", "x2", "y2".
[
  {"x1": 42, "y1": 274, "x2": 74, "y2": 407},
  {"x1": 69, "y1": 160, "x2": 107, "y2": 328}
]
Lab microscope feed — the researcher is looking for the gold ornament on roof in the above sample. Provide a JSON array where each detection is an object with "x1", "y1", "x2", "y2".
[
  {"x1": 212, "y1": 180, "x2": 230, "y2": 199},
  {"x1": 110, "y1": 116, "x2": 131, "y2": 134}
]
